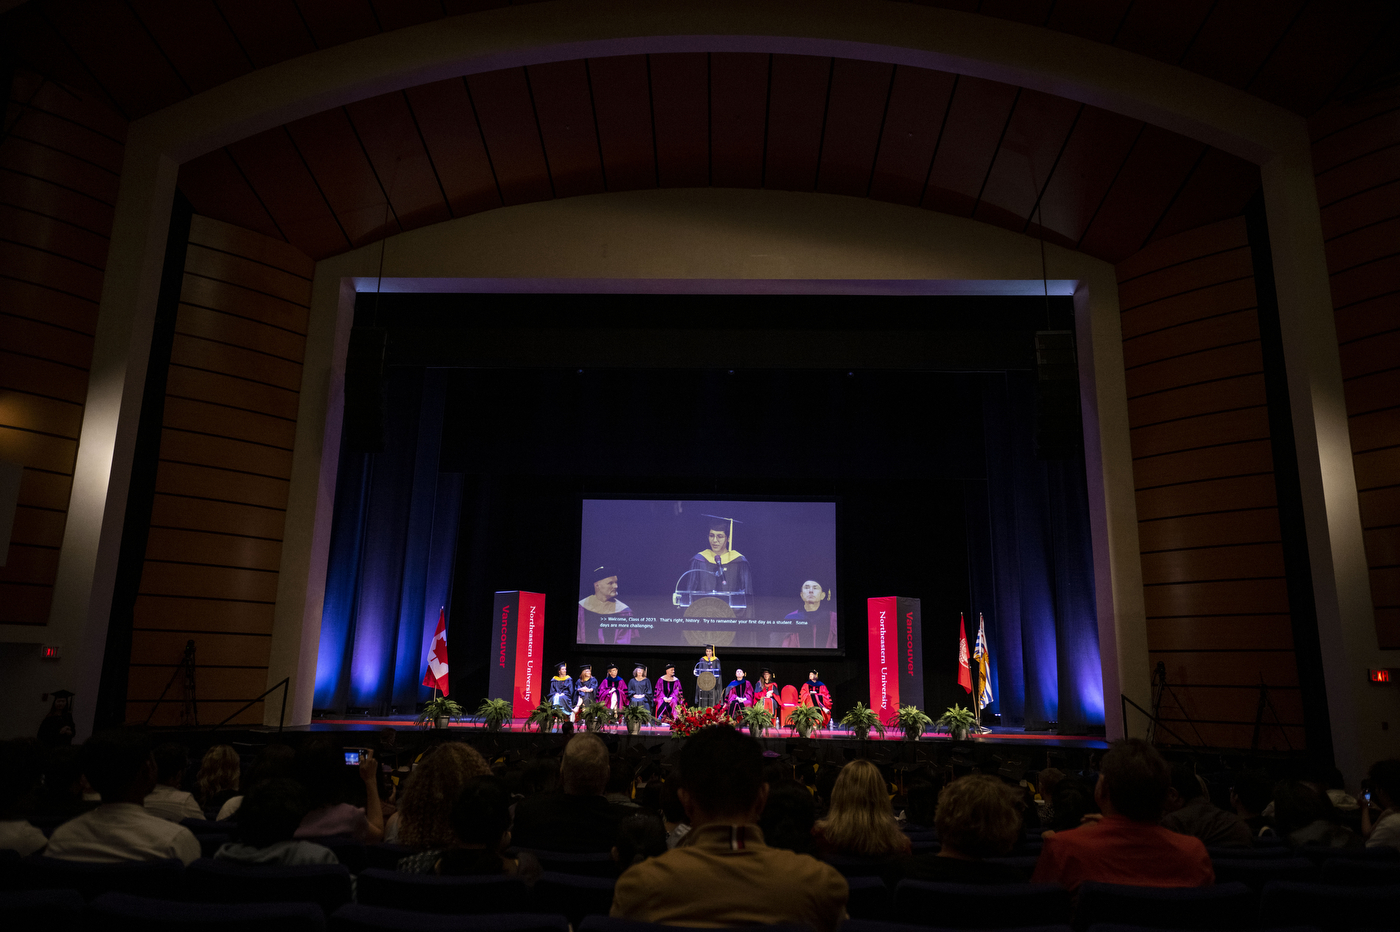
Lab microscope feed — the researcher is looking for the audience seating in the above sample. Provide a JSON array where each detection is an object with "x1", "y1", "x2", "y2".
[
  {"x1": 356, "y1": 867, "x2": 528, "y2": 913},
  {"x1": 845, "y1": 924, "x2": 1071, "y2": 932},
  {"x1": 1085, "y1": 926, "x2": 1321, "y2": 932},
  {"x1": 0, "y1": 888, "x2": 84, "y2": 926},
  {"x1": 195, "y1": 832, "x2": 231, "y2": 858},
  {"x1": 88, "y1": 891, "x2": 326, "y2": 932},
  {"x1": 1209, "y1": 857, "x2": 1315, "y2": 890},
  {"x1": 1296, "y1": 845, "x2": 1399, "y2": 864},
  {"x1": 987, "y1": 855, "x2": 1040, "y2": 873},
  {"x1": 184, "y1": 857, "x2": 353, "y2": 914},
  {"x1": 1206, "y1": 846, "x2": 1293, "y2": 860},
  {"x1": 366, "y1": 843, "x2": 420, "y2": 871},
  {"x1": 1072, "y1": 881, "x2": 1253, "y2": 931},
  {"x1": 846, "y1": 875, "x2": 891, "y2": 920},
  {"x1": 329, "y1": 906, "x2": 570, "y2": 932},
  {"x1": 25, "y1": 855, "x2": 184, "y2": 899},
  {"x1": 577, "y1": 919, "x2": 812, "y2": 932},
  {"x1": 893, "y1": 880, "x2": 1072, "y2": 928},
  {"x1": 0, "y1": 848, "x2": 22, "y2": 888},
  {"x1": 535, "y1": 872, "x2": 618, "y2": 926},
  {"x1": 1258, "y1": 880, "x2": 1400, "y2": 930},
  {"x1": 519, "y1": 848, "x2": 620, "y2": 878},
  {"x1": 305, "y1": 835, "x2": 369, "y2": 873},
  {"x1": 1319, "y1": 857, "x2": 1400, "y2": 885}
]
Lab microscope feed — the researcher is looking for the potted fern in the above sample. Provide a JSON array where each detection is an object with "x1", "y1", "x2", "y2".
[
  {"x1": 739, "y1": 704, "x2": 775, "y2": 738},
  {"x1": 417, "y1": 696, "x2": 463, "y2": 730},
  {"x1": 578, "y1": 700, "x2": 615, "y2": 733},
  {"x1": 619, "y1": 702, "x2": 655, "y2": 735},
  {"x1": 893, "y1": 704, "x2": 934, "y2": 741},
  {"x1": 936, "y1": 703, "x2": 978, "y2": 741},
  {"x1": 475, "y1": 697, "x2": 513, "y2": 732},
  {"x1": 839, "y1": 702, "x2": 885, "y2": 741},
  {"x1": 526, "y1": 701, "x2": 568, "y2": 734},
  {"x1": 787, "y1": 704, "x2": 825, "y2": 738}
]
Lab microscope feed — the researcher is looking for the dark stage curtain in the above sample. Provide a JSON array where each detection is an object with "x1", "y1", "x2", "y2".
[
  {"x1": 313, "y1": 369, "x2": 463, "y2": 713},
  {"x1": 969, "y1": 371, "x2": 1104, "y2": 731}
]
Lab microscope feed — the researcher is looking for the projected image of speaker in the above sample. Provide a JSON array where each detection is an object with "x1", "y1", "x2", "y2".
[
  {"x1": 1034, "y1": 330, "x2": 1082, "y2": 460},
  {"x1": 343, "y1": 327, "x2": 387, "y2": 453}
]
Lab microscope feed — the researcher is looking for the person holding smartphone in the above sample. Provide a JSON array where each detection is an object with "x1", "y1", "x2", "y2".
[
  {"x1": 1361, "y1": 760, "x2": 1400, "y2": 849},
  {"x1": 292, "y1": 741, "x2": 384, "y2": 843}
]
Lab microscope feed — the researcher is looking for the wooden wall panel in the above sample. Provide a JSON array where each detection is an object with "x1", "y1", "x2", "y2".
[
  {"x1": 0, "y1": 70, "x2": 124, "y2": 626},
  {"x1": 1116, "y1": 216, "x2": 1302, "y2": 751},
  {"x1": 1312, "y1": 90, "x2": 1400, "y2": 649},
  {"x1": 125, "y1": 214, "x2": 313, "y2": 724}
]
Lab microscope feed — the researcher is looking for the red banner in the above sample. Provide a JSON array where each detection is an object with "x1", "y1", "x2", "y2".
[
  {"x1": 514, "y1": 591, "x2": 546, "y2": 716},
  {"x1": 868, "y1": 596, "x2": 900, "y2": 722}
]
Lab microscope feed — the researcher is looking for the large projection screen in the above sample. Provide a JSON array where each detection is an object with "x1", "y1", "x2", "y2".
[{"x1": 577, "y1": 499, "x2": 839, "y2": 650}]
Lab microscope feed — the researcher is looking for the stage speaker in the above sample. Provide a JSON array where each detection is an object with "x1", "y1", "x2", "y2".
[
  {"x1": 1034, "y1": 331, "x2": 1082, "y2": 460},
  {"x1": 343, "y1": 327, "x2": 387, "y2": 453}
]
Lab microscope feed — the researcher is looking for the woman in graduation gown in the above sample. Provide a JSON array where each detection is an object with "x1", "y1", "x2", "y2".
[
  {"x1": 756, "y1": 669, "x2": 781, "y2": 720},
  {"x1": 628, "y1": 664, "x2": 653, "y2": 708},
  {"x1": 724, "y1": 667, "x2": 755, "y2": 720},
  {"x1": 547, "y1": 662, "x2": 577, "y2": 720},
  {"x1": 598, "y1": 663, "x2": 626, "y2": 711},
  {"x1": 799, "y1": 670, "x2": 833, "y2": 727},
  {"x1": 693, "y1": 645, "x2": 722, "y2": 708},
  {"x1": 653, "y1": 662, "x2": 684, "y2": 722},
  {"x1": 573, "y1": 664, "x2": 598, "y2": 718}
]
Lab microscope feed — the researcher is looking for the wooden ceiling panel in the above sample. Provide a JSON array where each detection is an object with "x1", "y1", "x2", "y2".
[
  {"x1": 1314, "y1": 14, "x2": 1400, "y2": 105},
  {"x1": 764, "y1": 55, "x2": 832, "y2": 192},
  {"x1": 441, "y1": 0, "x2": 512, "y2": 13},
  {"x1": 178, "y1": 148, "x2": 283, "y2": 242},
  {"x1": 1180, "y1": 0, "x2": 1306, "y2": 91},
  {"x1": 403, "y1": 79, "x2": 502, "y2": 218},
  {"x1": 1248, "y1": 1, "x2": 1389, "y2": 115},
  {"x1": 218, "y1": 0, "x2": 317, "y2": 70},
  {"x1": 976, "y1": 0, "x2": 1055, "y2": 27},
  {"x1": 370, "y1": 0, "x2": 446, "y2": 32},
  {"x1": 1045, "y1": 0, "x2": 1134, "y2": 44},
  {"x1": 345, "y1": 93, "x2": 451, "y2": 233},
  {"x1": 1149, "y1": 148, "x2": 1262, "y2": 245},
  {"x1": 649, "y1": 53, "x2": 709, "y2": 188},
  {"x1": 129, "y1": 0, "x2": 252, "y2": 95},
  {"x1": 1113, "y1": 0, "x2": 1216, "y2": 66},
  {"x1": 922, "y1": 76, "x2": 1019, "y2": 217},
  {"x1": 817, "y1": 59, "x2": 895, "y2": 198},
  {"x1": 297, "y1": 0, "x2": 381, "y2": 50},
  {"x1": 710, "y1": 53, "x2": 769, "y2": 189},
  {"x1": 974, "y1": 90, "x2": 1081, "y2": 232},
  {"x1": 1034, "y1": 105, "x2": 1143, "y2": 247},
  {"x1": 226, "y1": 129, "x2": 348, "y2": 259},
  {"x1": 283, "y1": 109, "x2": 389, "y2": 247},
  {"x1": 868, "y1": 68, "x2": 957, "y2": 206},
  {"x1": 1077, "y1": 125, "x2": 1206, "y2": 262},
  {"x1": 526, "y1": 61, "x2": 606, "y2": 200},
  {"x1": 43, "y1": 0, "x2": 190, "y2": 117},
  {"x1": 467, "y1": 69, "x2": 554, "y2": 205},
  {"x1": 588, "y1": 56, "x2": 658, "y2": 192},
  {"x1": 3, "y1": 10, "x2": 115, "y2": 112}
]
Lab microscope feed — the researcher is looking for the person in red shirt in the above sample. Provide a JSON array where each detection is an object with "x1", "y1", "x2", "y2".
[{"x1": 1032, "y1": 739, "x2": 1213, "y2": 892}]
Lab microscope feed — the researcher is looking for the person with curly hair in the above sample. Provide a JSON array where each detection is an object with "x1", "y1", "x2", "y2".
[
  {"x1": 386, "y1": 742, "x2": 491, "y2": 848},
  {"x1": 811, "y1": 759, "x2": 911, "y2": 860},
  {"x1": 194, "y1": 745, "x2": 241, "y2": 815},
  {"x1": 902, "y1": 775, "x2": 1028, "y2": 883}
]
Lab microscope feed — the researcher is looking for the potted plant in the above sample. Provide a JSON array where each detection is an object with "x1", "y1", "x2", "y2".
[
  {"x1": 578, "y1": 700, "x2": 615, "y2": 733},
  {"x1": 475, "y1": 697, "x2": 513, "y2": 732},
  {"x1": 787, "y1": 704, "x2": 825, "y2": 738},
  {"x1": 619, "y1": 702, "x2": 655, "y2": 736},
  {"x1": 839, "y1": 701, "x2": 886, "y2": 741},
  {"x1": 417, "y1": 696, "x2": 463, "y2": 730},
  {"x1": 526, "y1": 701, "x2": 568, "y2": 734},
  {"x1": 739, "y1": 704, "x2": 775, "y2": 738},
  {"x1": 893, "y1": 704, "x2": 934, "y2": 741},
  {"x1": 936, "y1": 703, "x2": 978, "y2": 741},
  {"x1": 669, "y1": 705, "x2": 733, "y2": 738}
]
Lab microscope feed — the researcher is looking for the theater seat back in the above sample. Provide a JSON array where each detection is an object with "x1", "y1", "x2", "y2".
[{"x1": 356, "y1": 867, "x2": 529, "y2": 913}]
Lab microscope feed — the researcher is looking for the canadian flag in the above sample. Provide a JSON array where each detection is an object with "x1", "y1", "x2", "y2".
[
  {"x1": 957, "y1": 613, "x2": 973, "y2": 694},
  {"x1": 422, "y1": 608, "x2": 449, "y2": 695}
]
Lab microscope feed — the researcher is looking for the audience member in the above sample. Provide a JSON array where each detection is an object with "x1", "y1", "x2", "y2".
[
  {"x1": 143, "y1": 743, "x2": 204, "y2": 822},
  {"x1": 34, "y1": 745, "x2": 98, "y2": 820},
  {"x1": 292, "y1": 740, "x2": 384, "y2": 842},
  {"x1": 613, "y1": 812, "x2": 668, "y2": 869},
  {"x1": 216, "y1": 743, "x2": 294, "y2": 821},
  {"x1": 1362, "y1": 759, "x2": 1400, "y2": 849},
  {"x1": 1230, "y1": 771, "x2": 1275, "y2": 838},
  {"x1": 1162, "y1": 763, "x2": 1253, "y2": 847},
  {"x1": 511, "y1": 733, "x2": 632, "y2": 852},
  {"x1": 429, "y1": 776, "x2": 541, "y2": 883},
  {"x1": 1273, "y1": 780, "x2": 1361, "y2": 848},
  {"x1": 606, "y1": 756, "x2": 641, "y2": 808},
  {"x1": 660, "y1": 774, "x2": 690, "y2": 849},
  {"x1": 194, "y1": 745, "x2": 241, "y2": 815},
  {"x1": 36, "y1": 691, "x2": 76, "y2": 747},
  {"x1": 386, "y1": 742, "x2": 490, "y2": 846},
  {"x1": 902, "y1": 775, "x2": 1027, "y2": 883},
  {"x1": 611, "y1": 725, "x2": 848, "y2": 932},
  {"x1": 0, "y1": 739, "x2": 47, "y2": 856},
  {"x1": 45, "y1": 729, "x2": 201, "y2": 864},
  {"x1": 1032, "y1": 739, "x2": 1212, "y2": 891},
  {"x1": 811, "y1": 759, "x2": 912, "y2": 859},
  {"x1": 1045, "y1": 775, "x2": 1098, "y2": 833},
  {"x1": 759, "y1": 779, "x2": 818, "y2": 855},
  {"x1": 214, "y1": 778, "x2": 337, "y2": 866},
  {"x1": 1036, "y1": 768, "x2": 1066, "y2": 827},
  {"x1": 901, "y1": 777, "x2": 938, "y2": 834}
]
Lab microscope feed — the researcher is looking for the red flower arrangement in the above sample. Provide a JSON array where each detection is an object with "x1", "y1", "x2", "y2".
[{"x1": 668, "y1": 704, "x2": 735, "y2": 737}]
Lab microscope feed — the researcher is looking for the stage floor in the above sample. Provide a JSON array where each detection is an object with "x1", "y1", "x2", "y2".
[{"x1": 276, "y1": 716, "x2": 1108, "y2": 750}]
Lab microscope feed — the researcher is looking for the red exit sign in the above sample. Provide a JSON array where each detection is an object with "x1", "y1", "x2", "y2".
[{"x1": 1370, "y1": 669, "x2": 1392, "y2": 684}]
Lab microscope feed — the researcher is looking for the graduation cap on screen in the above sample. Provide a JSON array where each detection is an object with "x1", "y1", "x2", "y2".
[{"x1": 702, "y1": 514, "x2": 744, "y2": 550}]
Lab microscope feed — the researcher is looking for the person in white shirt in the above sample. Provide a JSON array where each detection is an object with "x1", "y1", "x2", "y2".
[
  {"x1": 0, "y1": 738, "x2": 47, "y2": 856},
  {"x1": 1362, "y1": 759, "x2": 1400, "y2": 850},
  {"x1": 45, "y1": 730, "x2": 201, "y2": 865},
  {"x1": 143, "y1": 743, "x2": 205, "y2": 823}
]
